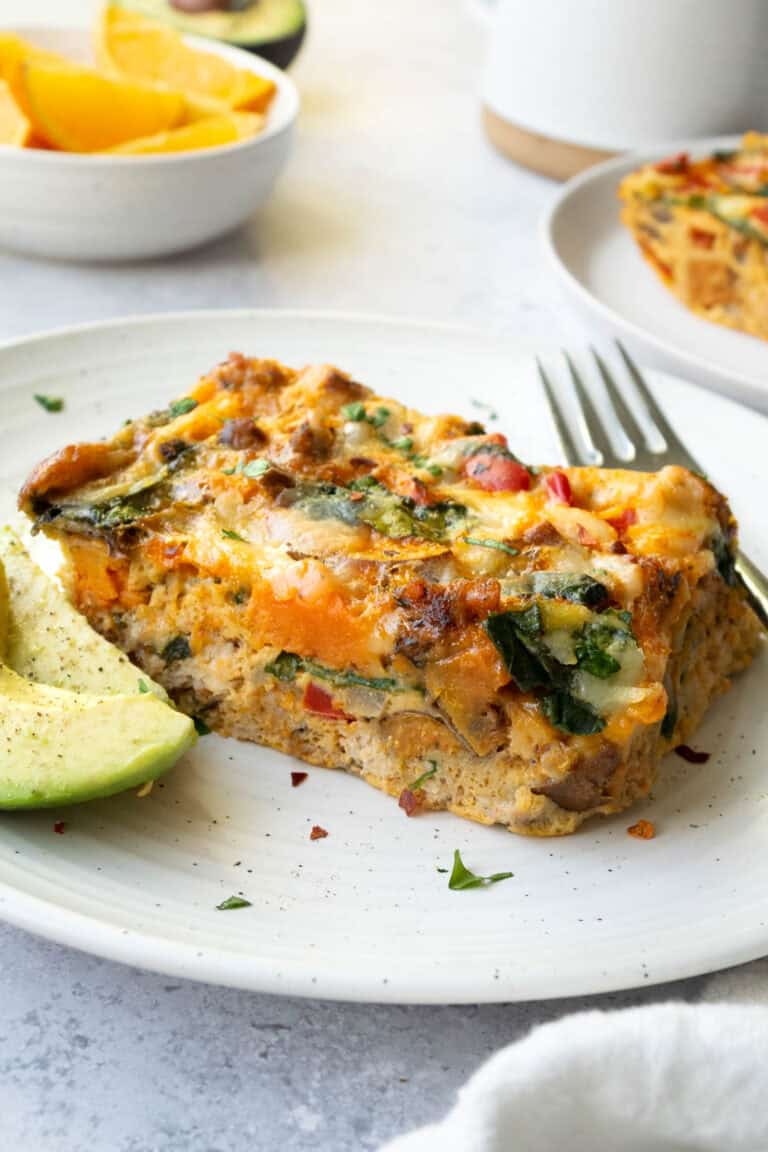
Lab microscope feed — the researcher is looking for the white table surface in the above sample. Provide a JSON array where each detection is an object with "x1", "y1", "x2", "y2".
[{"x1": 1, "y1": 2, "x2": 766, "y2": 1149}]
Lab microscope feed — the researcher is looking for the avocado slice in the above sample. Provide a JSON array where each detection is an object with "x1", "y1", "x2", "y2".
[
  {"x1": 0, "y1": 525, "x2": 167, "y2": 698},
  {"x1": 120, "y1": 0, "x2": 306, "y2": 69},
  {"x1": 0, "y1": 664, "x2": 196, "y2": 809},
  {"x1": 0, "y1": 527, "x2": 196, "y2": 808},
  {"x1": 0, "y1": 557, "x2": 8, "y2": 661}
]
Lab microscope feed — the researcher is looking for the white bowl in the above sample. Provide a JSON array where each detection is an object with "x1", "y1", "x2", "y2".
[{"x1": 0, "y1": 26, "x2": 299, "y2": 261}]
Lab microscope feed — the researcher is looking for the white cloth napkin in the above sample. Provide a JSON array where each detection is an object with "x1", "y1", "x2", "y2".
[{"x1": 380, "y1": 1003, "x2": 768, "y2": 1151}]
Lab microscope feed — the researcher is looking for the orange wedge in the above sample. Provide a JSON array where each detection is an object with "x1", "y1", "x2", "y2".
[
  {"x1": 0, "y1": 34, "x2": 69, "y2": 117},
  {"x1": 98, "y1": 5, "x2": 276, "y2": 114},
  {"x1": 0, "y1": 78, "x2": 31, "y2": 146},
  {"x1": 105, "y1": 111, "x2": 262, "y2": 154},
  {"x1": 18, "y1": 61, "x2": 186, "y2": 152}
]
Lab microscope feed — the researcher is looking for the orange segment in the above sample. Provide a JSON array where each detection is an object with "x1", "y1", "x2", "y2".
[
  {"x1": 18, "y1": 61, "x2": 186, "y2": 152},
  {"x1": 0, "y1": 34, "x2": 69, "y2": 117},
  {"x1": 105, "y1": 111, "x2": 262, "y2": 154},
  {"x1": 0, "y1": 78, "x2": 30, "y2": 146},
  {"x1": 98, "y1": 5, "x2": 276, "y2": 113}
]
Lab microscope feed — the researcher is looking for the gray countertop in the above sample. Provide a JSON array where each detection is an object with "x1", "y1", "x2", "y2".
[{"x1": 1, "y1": 1, "x2": 765, "y2": 1149}]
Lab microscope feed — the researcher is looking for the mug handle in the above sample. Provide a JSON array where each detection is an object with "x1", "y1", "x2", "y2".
[{"x1": 467, "y1": 0, "x2": 497, "y2": 26}]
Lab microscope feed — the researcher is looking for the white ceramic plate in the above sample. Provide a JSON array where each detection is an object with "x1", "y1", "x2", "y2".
[
  {"x1": 0, "y1": 310, "x2": 766, "y2": 1004},
  {"x1": 544, "y1": 136, "x2": 768, "y2": 414}
]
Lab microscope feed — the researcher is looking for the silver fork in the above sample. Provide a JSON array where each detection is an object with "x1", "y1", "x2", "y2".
[{"x1": 538, "y1": 342, "x2": 768, "y2": 627}]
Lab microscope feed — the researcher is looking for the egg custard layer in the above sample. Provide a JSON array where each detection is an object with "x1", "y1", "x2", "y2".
[{"x1": 19, "y1": 355, "x2": 762, "y2": 835}]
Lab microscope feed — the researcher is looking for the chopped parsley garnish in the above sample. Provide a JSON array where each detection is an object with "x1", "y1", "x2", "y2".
[
  {"x1": 161, "y1": 635, "x2": 191, "y2": 664},
  {"x1": 448, "y1": 850, "x2": 513, "y2": 891},
  {"x1": 408, "y1": 762, "x2": 438, "y2": 791},
  {"x1": 462, "y1": 537, "x2": 519, "y2": 557},
  {"x1": 341, "y1": 401, "x2": 367, "y2": 422},
  {"x1": 216, "y1": 895, "x2": 251, "y2": 911},
  {"x1": 193, "y1": 716, "x2": 212, "y2": 736},
  {"x1": 391, "y1": 436, "x2": 414, "y2": 452},
  {"x1": 340, "y1": 401, "x2": 390, "y2": 428},
  {"x1": 470, "y1": 397, "x2": 498, "y2": 421},
  {"x1": 34, "y1": 394, "x2": 64, "y2": 413},
  {"x1": 137, "y1": 679, "x2": 150, "y2": 694},
  {"x1": 168, "y1": 397, "x2": 198, "y2": 418},
  {"x1": 221, "y1": 528, "x2": 246, "y2": 542},
  {"x1": 265, "y1": 650, "x2": 401, "y2": 692}
]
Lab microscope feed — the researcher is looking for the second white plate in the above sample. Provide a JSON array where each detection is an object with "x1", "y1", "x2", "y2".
[
  {"x1": 0, "y1": 310, "x2": 766, "y2": 1003},
  {"x1": 544, "y1": 136, "x2": 768, "y2": 413}
]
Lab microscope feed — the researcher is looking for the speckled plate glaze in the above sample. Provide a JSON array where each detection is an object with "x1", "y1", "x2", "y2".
[{"x1": 0, "y1": 311, "x2": 766, "y2": 1004}]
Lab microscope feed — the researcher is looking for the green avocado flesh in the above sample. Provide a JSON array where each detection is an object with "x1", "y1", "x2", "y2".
[
  {"x1": 0, "y1": 666, "x2": 196, "y2": 809},
  {"x1": 0, "y1": 525, "x2": 167, "y2": 698},
  {"x1": 120, "y1": 0, "x2": 306, "y2": 53},
  {"x1": 0, "y1": 527, "x2": 196, "y2": 809}
]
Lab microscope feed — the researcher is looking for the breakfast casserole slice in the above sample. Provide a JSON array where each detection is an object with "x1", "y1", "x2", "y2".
[
  {"x1": 619, "y1": 132, "x2": 768, "y2": 340},
  {"x1": 19, "y1": 354, "x2": 762, "y2": 836}
]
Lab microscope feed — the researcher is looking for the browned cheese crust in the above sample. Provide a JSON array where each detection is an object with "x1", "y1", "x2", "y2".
[{"x1": 19, "y1": 354, "x2": 763, "y2": 835}]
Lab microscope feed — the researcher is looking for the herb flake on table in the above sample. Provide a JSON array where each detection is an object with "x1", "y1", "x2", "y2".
[
  {"x1": 216, "y1": 895, "x2": 252, "y2": 910},
  {"x1": 34, "y1": 394, "x2": 64, "y2": 413},
  {"x1": 447, "y1": 849, "x2": 513, "y2": 891}
]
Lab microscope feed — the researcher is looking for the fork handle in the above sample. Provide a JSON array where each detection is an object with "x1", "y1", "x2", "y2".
[{"x1": 735, "y1": 550, "x2": 768, "y2": 629}]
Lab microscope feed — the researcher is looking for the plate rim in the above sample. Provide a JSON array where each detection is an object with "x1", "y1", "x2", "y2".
[
  {"x1": 0, "y1": 307, "x2": 766, "y2": 1004},
  {"x1": 541, "y1": 134, "x2": 768, "y2": 410}
]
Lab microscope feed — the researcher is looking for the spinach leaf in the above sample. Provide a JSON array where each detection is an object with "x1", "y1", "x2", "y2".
[
  {"x1": 485, "y1": 607, "x2": 551, "y2": 692},
  {"x1": 541, "y1": 691, "x2": 605, "y2": 735},
  {"x1": 284, "y1": 480, "x2": 466, "y2": 543},
  {"x1": 531, "y1": 572, "x2": 610, "y2": 609},
  {"x1": 265, "y1": 651, "x2": 302, "y2": 681},
  {"x1": 711, "y1": 533, "x2": 737, "y2": 586},
  {"x1": 462, "y1": 537, "x2": 519, "y2": 557},
  {"x1": 161, "y1": 636, "x2": 191, "y2": 664},
  {"x1": 265, "y1": 650, "x2": 401, "y2": 693}
]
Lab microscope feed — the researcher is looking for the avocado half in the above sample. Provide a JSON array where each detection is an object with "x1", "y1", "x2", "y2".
[{"x1": 121, "y1": 0, "x2": 306, "y2": 69}]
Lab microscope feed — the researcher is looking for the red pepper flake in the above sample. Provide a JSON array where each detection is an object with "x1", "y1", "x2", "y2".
[
  {"x1": 348, "y1": 491, "x2": 365, "y2": 502},
  {"x1": 398, "y1": 788, "x2": 421, "y2": 817},
  {"x1": 545, "y1": 471, "x2": 572, "y2": 505},
  {"x1": 627, "y1": 819, "x2": 656, "y2": 840},
  {"x1": 655, "y1": 151, "x2": 689, "y2": 175},
  {"x1": 675, "y1": 744, "x2": 711, "y2": 764},
  {"x1": 53, "y1": 821, "x2": 67, "y2": 835},
  {"x1": 607, "y1": 507, "x2": 637, "y2": 534},
  {"x1": 302, "y1": 682, "x2": 352, "y2": 720},
  {"x1": 310, "y1": 825, "x2": 328, "y2": 841},
  {"x1": 291, "y1": 771, "x2": 308, "y2": 787},
  {"x1": 750, "y1": 203, "x2": 768, "y2": 227}
]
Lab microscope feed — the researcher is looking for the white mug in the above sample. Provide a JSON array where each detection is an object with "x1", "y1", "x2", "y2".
[{"x1": 476, "y1": 0, "x2": 768, "y2": 154}]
